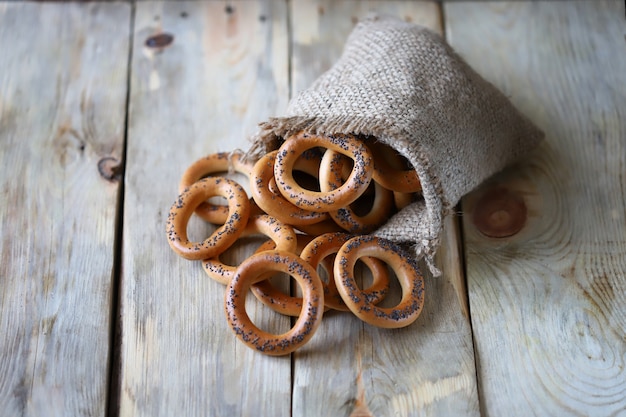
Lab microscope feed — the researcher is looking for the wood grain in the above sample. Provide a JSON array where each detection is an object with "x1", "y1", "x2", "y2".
[
  {"x1": 0, "y1": 3, "x2": 130, "y2": 417},
  {"x1": 117, "y1": 2, "x2": 291, "y2": 416},
  {"x1": 445, "y1": 1, "x2": 626, "y2": 415},
  {"x1": 289, "y1": 2, "x2": 479, "y2": 416}
]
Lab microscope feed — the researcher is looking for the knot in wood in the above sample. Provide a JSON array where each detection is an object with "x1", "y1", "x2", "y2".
[
  {"x1": 98, "y1": 157, "x2": 122, "y2": 182},
  {"x1": 472, "y1": 187, "x2": 527, "y2": 238},
  {"x1": 145, "y1": 33, "x2": 174, "y2": 49}
]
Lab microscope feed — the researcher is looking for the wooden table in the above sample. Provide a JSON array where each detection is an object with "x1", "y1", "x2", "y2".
[{"x1": 1, "y1": 1, "x2": 624, "y2": 416}]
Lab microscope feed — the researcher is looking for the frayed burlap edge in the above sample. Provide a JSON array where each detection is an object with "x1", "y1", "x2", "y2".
[{"x1": 245, "y1": 115, "x2": 446, "y2": 276}]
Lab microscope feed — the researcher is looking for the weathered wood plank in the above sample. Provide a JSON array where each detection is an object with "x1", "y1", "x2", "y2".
[
  {"x1": 0, "y1": 3, "x2": 130, "y2": 417},
  {"x1": 118, "y1": 2, "x2": 290, "y2": 416},
  {"x1": 290, "y1": 2, "x2": 479, "y2": 416},
  {"x1": 445, "y1": 1, "x2": 626, "y2": 415}
]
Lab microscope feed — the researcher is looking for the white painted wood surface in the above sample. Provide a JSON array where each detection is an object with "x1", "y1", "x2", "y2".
[
  {"x1": 118, "y1": 2, "x2": 292, "y2": 416},
  {"x1": 289, "y1": 2, "x2": 479, "y2": 416},
  {"x1": 0, "y1": 2, "x2": 130, "y2": 417},
  {"x1": 446, "y1": 1, "x2": 626, "y2": 415}
]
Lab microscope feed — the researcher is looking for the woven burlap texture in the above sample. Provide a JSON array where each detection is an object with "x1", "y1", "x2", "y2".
[{"x1": 247, "y1": 15, "x2": 544, "y2": 275}]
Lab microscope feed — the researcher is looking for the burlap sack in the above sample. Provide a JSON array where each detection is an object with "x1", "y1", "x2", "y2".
[{"x1": 247, "y1": 15, "x2": 543, "y2": 275}]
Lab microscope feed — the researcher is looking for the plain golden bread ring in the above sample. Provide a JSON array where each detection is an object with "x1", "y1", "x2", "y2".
[
  {"x1": 225, "y1": 250, "x2": 324, "y2": 356},
  {"x1": 250, "y1": 150, "x2": 329, "y2": 226},
  {"x1": 393, "y1": 191, "x2": 416, "y2": 210},
  {"x1": 300, "y1": 232, "x2": 390, "y2": 311},
  {"x1": 274, "y1": 131, "x2": 374, "y2": 212},
  {"x1": 367, "y1": 140, "x2": 422, "y2": 194},
  {"x1": 293, "y1": 217, "x2": 345, "y2": 235},
  {"x1": 334, "y1": 236, "x2": 425, "y2": 328},
  {"x1": 202, "y1": 215, "x2": 297, "y2": 285},
  {"x1": 179, "y1": 152, "x2": 255, "y2": 224},
  {"x1": 166, "y1": 177, "x2": 250, "y2": 260},
  {"x1": 320, "y1": 150, "x2": 395, "y2": 234}
]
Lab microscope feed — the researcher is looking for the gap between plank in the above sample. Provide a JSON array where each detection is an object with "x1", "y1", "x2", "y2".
[
  {"x1": 455, "y1": 200, "x2": 485, "y2": 416},
  {"x1": 440, "y1": 5, "x2": 483, "y2": 414},
  {"x1": 286, "y1": 1, "x2": 296, "y2": 414},
  {"x1": 106, "y1": 3, "x2": 136, "y2": 417}
]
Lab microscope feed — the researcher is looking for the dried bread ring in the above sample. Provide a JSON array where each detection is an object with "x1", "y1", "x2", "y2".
[
  {"x1": 334, "y1": 236, "x2": 425, "y2": 328},
  {"x1": 253, "y1": 233, "x2": 315, "y2": 254},
  {"x1": 301, "y1": 232, "x2": 390, "y2": 311},
  {"x1": 274, "y1": 131, "x2": 373, "y2": 212},
  {"x1": 250, "y1": 150, "x2": 329, "y2": 226},
  {"x1": 166, "y1": 177, "x2": 250, "y2": 260},
  {"x1": 367, "y1": 140, "x2": 422, "y2": 194},
  {"x1": 249, "y1": 234, "x2": 331, "y2": 316},
  {"x1": 320, "y1": 150, "x2": 395, "y2": 234},
  {"x1": 202, "y1": 215, "x2": 297, "y2": 285},
  {"x1": 285, "y1": 147, "x2": 326, "y2": 192},
  {"x1": 393, "y1": 191, "x2": 416, "y2": 210},
  {"x1": 225, "y1": 250, "x2": 324, "y2": 356},
  {"x1": 179, "y1": 152, "x2": 255, "y2": 224},
  {"x1": 293, "y1": 218, "x2": 345, "y2": 236}
]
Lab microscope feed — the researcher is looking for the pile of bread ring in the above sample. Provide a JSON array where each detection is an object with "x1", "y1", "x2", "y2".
[{"x1": 166, "y1": 131, "x2": 426, "y2": 356}]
